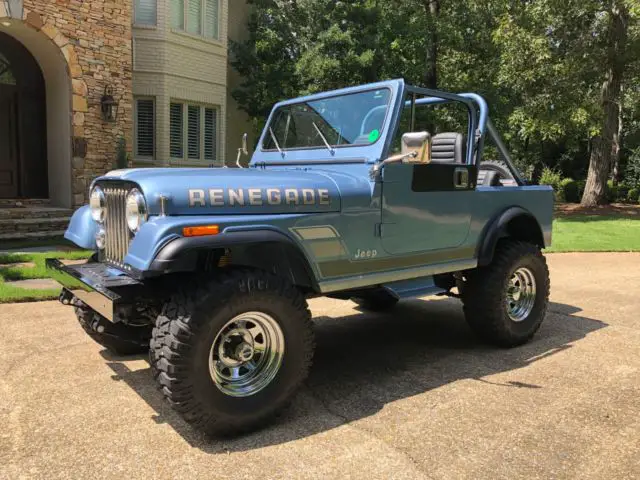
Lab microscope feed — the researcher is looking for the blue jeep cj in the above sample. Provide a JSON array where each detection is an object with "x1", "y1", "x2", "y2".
[{"x1": 48, "y1": 79, "x2": 553, "y2": 435}]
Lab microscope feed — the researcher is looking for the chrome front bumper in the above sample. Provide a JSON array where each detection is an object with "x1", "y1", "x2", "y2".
[{"x1": 45, "y1": 259, "x2": 142, "y2": 322}]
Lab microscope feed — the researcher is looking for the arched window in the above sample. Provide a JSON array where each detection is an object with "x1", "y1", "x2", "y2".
[{"x1": 0, "y1": 52, "x2": 16, "y2": 85}]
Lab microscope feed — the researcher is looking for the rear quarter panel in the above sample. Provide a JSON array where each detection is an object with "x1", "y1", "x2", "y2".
[{"x1": 466, "y1": 185, "x2": 554, "y2": 250}]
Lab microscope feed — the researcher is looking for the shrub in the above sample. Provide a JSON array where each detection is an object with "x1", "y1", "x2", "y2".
[
  {"x1": 539, "y1": 167, "x2": 564, "y2": 200},
  {"x1": 576, "y1": 180, "x2": 586, "y2": 201},
  {"x1": 606, "y1": 180, "x2": 618, "y2": 203},
  {"x1": 559, "y1": 178, "x2": 580, "y2": 203},
  {"x1": 627, "y1": 188, "x2": 639, "y2": 204},
  {"x1": 617, "y1": 183, "x2": 630, "y2": 203},
  {"x1": 623, "y1": 148, "x2": 640, "y2": 188}
]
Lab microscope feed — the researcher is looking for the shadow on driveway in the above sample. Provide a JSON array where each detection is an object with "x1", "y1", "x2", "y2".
[{"x1": 102, "y1": 297, "x2": 606, "y2": 452}]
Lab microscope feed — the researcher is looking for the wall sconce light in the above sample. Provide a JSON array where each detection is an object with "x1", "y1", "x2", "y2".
[{"x1": 100, "y1": 85, "x2": 119, "y2": 122}]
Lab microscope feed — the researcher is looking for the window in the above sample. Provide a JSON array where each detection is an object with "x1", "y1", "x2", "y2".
[
  {"x1": 170, "y1": 103, "x2": 184, "y2": 158},
  {"x1": 170, "y1": 0, "x2": 185, "y2": 29},
  {"x1": 187, "y1": 0, "x2": 202, "y2": 35},
  {"x1": 204, "y1": 0, "x2": 219, "y2": 39},
  {"x1": 135, "y1": 0, "x2": 157, "y2": 26},
  {"x1": 171, "y1": 0, "x2": 219, "y2": 39},
  {"x1": 187, "y1": 105, "x2": 201, "y2": 159},
  {"x1": 135, "y1": 98, "x2": 155, "y2": 159},
  {"x1": 204, "y1": 108, "x2": 217, "y2": 161},
  {"x1": 263, "y1": 89, "x2": 391, "y2": 151},
  {"x1": 170, "y1": 102, "x2": 219, "y2": 163}
]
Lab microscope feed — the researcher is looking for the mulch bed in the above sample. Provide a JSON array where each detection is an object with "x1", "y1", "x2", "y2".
[{"x1": 554, "y1": 203, "x2": 640, "y2": 218}]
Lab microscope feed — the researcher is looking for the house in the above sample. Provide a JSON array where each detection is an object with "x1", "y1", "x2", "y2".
[{"x1": 0, "y1": 0, "x2": 252, "y2": 240}]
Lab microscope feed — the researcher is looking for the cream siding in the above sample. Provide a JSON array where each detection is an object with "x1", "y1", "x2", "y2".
[{"x1": 133, "y1": 0, "x2": 229, "y2": 166}]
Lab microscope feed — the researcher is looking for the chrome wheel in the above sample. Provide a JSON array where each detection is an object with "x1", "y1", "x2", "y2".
[
  {"x1": 209, "y1": 311, "x2": 285, "y2": 397},
  {"x1": 506, "y1": 267, "x2": 537, "y2": 322}
]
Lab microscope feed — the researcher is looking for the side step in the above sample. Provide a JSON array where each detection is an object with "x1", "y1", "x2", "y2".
[{"x1": 382, "y1": 276, "x2": 446, "y2": 299}]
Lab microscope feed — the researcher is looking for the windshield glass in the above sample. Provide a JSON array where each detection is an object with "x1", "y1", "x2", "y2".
[{"x1": 262, "y1": 88, "x2": 391, "y2": 151}]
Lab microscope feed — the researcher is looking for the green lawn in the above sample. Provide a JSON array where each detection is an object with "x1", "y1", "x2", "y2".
[
  {"x1": 547, "y1": 215, "x2": 640, "y2": 252},
  {"x1": 0, "y1": 251, "x2": 92, "y2": 303}
]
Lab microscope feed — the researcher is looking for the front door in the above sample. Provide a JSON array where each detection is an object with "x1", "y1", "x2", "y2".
[
  {"x1": 380, "y1": 161, "x2": 476, "y2": 256},
  {"x1": 0, "y1": 85, "x2": 19, "y2": 198}
]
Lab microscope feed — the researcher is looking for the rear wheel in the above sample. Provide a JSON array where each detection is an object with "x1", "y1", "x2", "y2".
[
  {"x1": 150, "y1": 269, "x2": 315, "y2": 435},
  {"x1": 461, "y1": 240, "x2": 550, "y2": 347}
]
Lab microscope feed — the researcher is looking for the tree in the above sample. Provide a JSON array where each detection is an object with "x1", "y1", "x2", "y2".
[
  {"x1": 229, "y1": 0, "x2": 305, "y2": 132},
  {"x1": 229, "y1": 0, "x2": 640, "y2": 192},
  {"x1": 582, "y1": 1, "x2": 631, "y2": 206}
]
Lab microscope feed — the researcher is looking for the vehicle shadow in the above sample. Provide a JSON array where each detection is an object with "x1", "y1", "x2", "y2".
[{"x1": 101, "y1": 297, "x2": 606, "y2": 453}]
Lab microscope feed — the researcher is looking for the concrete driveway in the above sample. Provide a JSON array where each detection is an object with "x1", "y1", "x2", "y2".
[{"x1": 1, "y1": 253, "x2": 639, "y2": 480}]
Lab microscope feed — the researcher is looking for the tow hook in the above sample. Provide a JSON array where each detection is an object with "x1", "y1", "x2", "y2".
[{"x1": 59, "y1": 289, "x2": 75, "y2": 306}]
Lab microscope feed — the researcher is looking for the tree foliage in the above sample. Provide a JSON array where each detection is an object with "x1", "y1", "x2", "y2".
[{"x1": 231, "y1": 0, "x2": 639, "y2": 203}]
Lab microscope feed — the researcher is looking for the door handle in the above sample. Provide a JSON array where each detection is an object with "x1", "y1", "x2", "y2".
[{"x1": 454, "y1": 167, "x2": 469, "y2": 189}]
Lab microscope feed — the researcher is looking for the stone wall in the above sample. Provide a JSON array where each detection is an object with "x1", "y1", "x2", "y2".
[{"x1": 2, "y1": 0, "x2": 133, "y2": 207}]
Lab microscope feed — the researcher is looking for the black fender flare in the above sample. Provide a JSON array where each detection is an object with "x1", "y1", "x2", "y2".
[
  {"x1": 147, "y1": 229, "x2": 319, "y2": 291},
  {"x1": 477, "y1": 207, "x2": 545, "y2": 267}
]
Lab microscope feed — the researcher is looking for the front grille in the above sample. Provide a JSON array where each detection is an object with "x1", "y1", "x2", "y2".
[{"x1": 103, "y1": 186, "x2": 131, "y2": 266}]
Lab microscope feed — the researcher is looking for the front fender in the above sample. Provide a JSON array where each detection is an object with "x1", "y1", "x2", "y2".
[
  {"x1": 138, "y1": 222, "x2": 320, "y2": 292},
  {"x1": 123, "y1": 215, "x2": 320, "y2": 290},
  {"x1": 64, "y1": 205, "x2": 98, "y2": 250}
]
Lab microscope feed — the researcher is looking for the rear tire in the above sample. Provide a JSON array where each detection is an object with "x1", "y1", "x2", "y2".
[
  {"x1": 150, "y1": 269, "x2": 315, "y2": 436},
  {"x1": 461, "y1": 240, "x2": 550, "y2": 347}
]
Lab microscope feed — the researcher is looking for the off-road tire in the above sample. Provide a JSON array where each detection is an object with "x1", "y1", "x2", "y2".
[
  {"x1": 352, "y1": 290, "x2": 399, "y2": 312},
  {"x1": 75, "y1": 306, "x2": 152, "y2": 355},
  {"x1": 461, "y1": 240, "x2": 550, "y2": 347},
  {"x1": 478, "y1": 160, "x2": 515, "y2": 186},
  {"x1": 150, "y1": 269, "x2": 315, "y2": 436}
]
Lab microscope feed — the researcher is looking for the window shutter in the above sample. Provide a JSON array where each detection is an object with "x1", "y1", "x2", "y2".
[
  {"x1": 135, "y1": 99, "x2": 155, "y2": 158},
  {"x1": 187, "y1": 0, "x2": 202, "y2": 35},
  {"x1": 187, "y1": 105, "x2": 201, "y2": 160},
  {"x1": 135, "y1": 0, "x2": 157, "y2": 26},
  {"x1": 204, "y1": 108, "x2": 217, "y2": 162},
  {"x1": 204, "y1": 0, "x2": 219, "y2": 39},
  {"x1": 170, "y1": 0, "x2": 184, "y2": 29},
  {"x1": 170, "y1": 103, "x2": 184, "y2": 158}
]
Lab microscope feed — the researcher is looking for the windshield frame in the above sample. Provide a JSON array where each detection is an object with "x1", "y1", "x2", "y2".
[{"x1": 260, "y1": 87, "x2": 393, "y2": 153}]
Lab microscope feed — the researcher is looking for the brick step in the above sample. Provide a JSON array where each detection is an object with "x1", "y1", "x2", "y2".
[
  {"x1": 0, "y1": 217, "x2": 71, "y2": 235},
  {"x1": 0, "y1": 230, "x2": 67, "y2": 241},
  {"x1": 0, "y1": 198, "x2": 51, "y2": 207},
  {"x1": 0, "y1": 207, "x2": 74, "y2": 220}
]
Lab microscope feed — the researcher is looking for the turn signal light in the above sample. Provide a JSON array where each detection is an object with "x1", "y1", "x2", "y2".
[{"x1": 183, "y1": 225, "x2": 220, "y2": 237}]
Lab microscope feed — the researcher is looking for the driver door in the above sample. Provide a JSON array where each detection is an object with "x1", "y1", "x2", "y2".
[
  {"x1": 380, "y1": 158, "x2": 476, "y2": 256},
  {"x1": 380, "y1": 98, "x2": 476, "y2": 256}
]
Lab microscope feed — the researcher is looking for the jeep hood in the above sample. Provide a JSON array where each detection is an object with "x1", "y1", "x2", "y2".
[{"x1": 95, "y1": 168, "x2": 342, "y2": 215}]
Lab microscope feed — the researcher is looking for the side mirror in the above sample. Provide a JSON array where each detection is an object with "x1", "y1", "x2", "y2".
[
  {"x1": 400, "y1": 132, "x2": 431, "y2": 163},
  {"x1": 236, "y1": 133, "x2": 249, "y2": 168},
  {"x1": 241, "y1": 133, "x2": 248, "y2": 156}
]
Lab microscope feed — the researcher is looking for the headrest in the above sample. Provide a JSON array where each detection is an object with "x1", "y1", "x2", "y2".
[{"x1": 431, "y1": 132, "x2": 464, "y2": 164}]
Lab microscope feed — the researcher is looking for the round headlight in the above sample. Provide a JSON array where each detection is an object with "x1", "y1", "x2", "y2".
[
  {"x1": 90, "y1": 186, "x2": 106, "y2": 223},
  {"x1": 125, "y1": 189, "x2": 147, "y2": 233}
]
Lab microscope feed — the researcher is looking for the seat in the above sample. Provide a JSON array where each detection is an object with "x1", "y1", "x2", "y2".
[{"x1": 431, "y1": 132, "x2": 465, "y2": 164}]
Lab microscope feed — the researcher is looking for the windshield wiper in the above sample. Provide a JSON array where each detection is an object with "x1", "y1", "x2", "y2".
[
  {"x1": 313, "y1": 122, "x2": 336, "y2": 156},
  {"x1": 269, "y1": 127, "x2": 285, "y2": 157}
]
